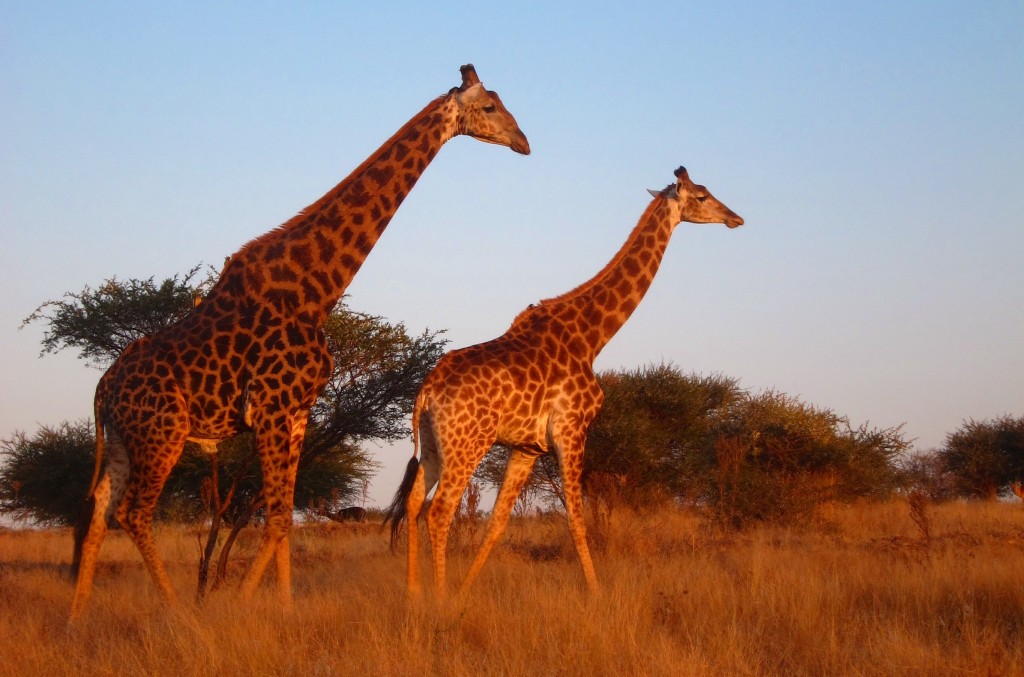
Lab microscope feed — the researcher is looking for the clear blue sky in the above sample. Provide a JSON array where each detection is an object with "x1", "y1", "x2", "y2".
[{"x1": 2, "y1": 2, "x2": 1021, "y2": 506}]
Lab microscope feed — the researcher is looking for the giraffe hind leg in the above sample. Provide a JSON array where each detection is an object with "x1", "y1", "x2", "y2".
[
  {"x1": 399, "y1": 420, "x2": 439, "y2": 600},
  {"x1": 69, "y1": 473, "x2": 111, "y2": 621},
  {"x1": 115, "y1": 435, "x2": 185, "y2": 606},
  {"x1": 69, "y1": 431, "x2": 130, "y2": 621},
  {"x1": 425, "y1": 440, "x2": 491, "y2": 600},
  {"x1": 459, "y1": 447, "x2": 537, "y2": 597},
  {"x1": 404, "y1": 463, "x2": 427, "y2": 599}
]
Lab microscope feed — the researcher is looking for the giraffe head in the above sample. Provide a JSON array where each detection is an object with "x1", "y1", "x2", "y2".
[
  {"x1": 649, "y1": 166, "x2": 744, "y2": 228},
  {"x1": 450, "y1": 64, "x2": 531, "y2": 155}
]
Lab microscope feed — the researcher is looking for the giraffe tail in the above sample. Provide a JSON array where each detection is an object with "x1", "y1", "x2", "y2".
[
  {"x1": 72, "y1": 373, "x2": 108, "y2": 580},
  {"x1": 382, "y1": 390, "x2": 426, "y2": 550},
  {"x1": 383, "y1": 457, "x2": 419, "y2": 552}
]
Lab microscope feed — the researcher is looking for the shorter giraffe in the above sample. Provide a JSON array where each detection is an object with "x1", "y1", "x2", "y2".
[{"x1": 385, "y1": 166, "x2": 743, "y2": 599}]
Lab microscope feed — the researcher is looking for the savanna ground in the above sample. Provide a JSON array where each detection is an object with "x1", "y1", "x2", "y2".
[{"x1": 1, "y1": 499, "x2": 1023, "y2": 676}]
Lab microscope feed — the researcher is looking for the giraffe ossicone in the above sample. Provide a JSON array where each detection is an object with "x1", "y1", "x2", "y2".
[
  {"x1": 69, "y1": 64, "x2": 529, "y2": 620},
  {"x1": 385, "y1": 165, "x2": 743, "y2": 600}
]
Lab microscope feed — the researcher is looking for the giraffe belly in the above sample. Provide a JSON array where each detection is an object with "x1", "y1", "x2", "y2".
[
  {"x1": 184, "y1": 389, "x2": 248, "y2": 439},
  {"x1": 186, "y1": 437, "x2": 222, "y2": 454},
  {"x1": 494, "y1": 407, "x2": 552, "y2": 453}
]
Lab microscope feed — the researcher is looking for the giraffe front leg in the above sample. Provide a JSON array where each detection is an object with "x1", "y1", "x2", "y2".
[
  {"x1": 116, "y1": 438, "x2": 184, "y2": 607},
  {"x1": 554, "y1": 430, "x2": 599, "y2": 593},
  {"x1": 240, "y1": 509, "x2": 288, "y2": 602},
  {"x1": 240, "y1": 489, "x2": 294, "y2": 604},
  {"x1": 274, "y1": 535, "x2": 292, "y2": 612},
  {"x1": 459, "y1": 447, "x2": 537, "y2": 597},
  {"x1": 240, "y1": 411, "x2": 306, "y2": 608},
  {"x1": 275, "y1": 410, "x2": 307, "y2": 611}
]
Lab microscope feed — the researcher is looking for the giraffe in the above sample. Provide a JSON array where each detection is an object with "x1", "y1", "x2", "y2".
[
  {"x1": 69, "y1": 64, "x2": 530, "y2": 619},
  {"x1": 385, "y1": 166, "x2": 743, "y2": 599}
]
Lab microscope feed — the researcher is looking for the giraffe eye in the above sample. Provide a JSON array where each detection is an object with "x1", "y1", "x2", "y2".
[
  {"x1": 697, "y1": 194, "x2": 708, "y2": 203},
  {"x1": 482, "y1": 105, "x2": 497, "y2": 113}
]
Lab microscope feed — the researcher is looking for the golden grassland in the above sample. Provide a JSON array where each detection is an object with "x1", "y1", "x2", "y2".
[{"x1": 1, "y1": 499, "x2": 1023, "y2": 676}]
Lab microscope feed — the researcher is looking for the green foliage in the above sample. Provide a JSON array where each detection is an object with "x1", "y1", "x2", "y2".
[
  {"x1": 0, "y1": 421, "x2": 95, "y2": 526},
  {"x1": 585, "y1": 365, "x2": 742, "y2": 504},
  {"x1": 310, "y1": 309, "x2": 447, "y2": 449},
  {"x1": 711, "y1": 391, "x2": 908, "y2": 526},
  {"x1": 936, "y1": 414, "x2": 1024, "y2": 499},
  {"x1": 22, "y1": 265, "x2": 217, "y2": 368}
]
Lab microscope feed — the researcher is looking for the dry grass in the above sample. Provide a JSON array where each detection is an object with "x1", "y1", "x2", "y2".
[{"x1": 2, "y1": 499, "x2": 1024, "y2": 676}]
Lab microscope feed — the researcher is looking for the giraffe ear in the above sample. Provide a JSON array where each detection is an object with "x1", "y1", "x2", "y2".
[
  {"x1": 648, "y1": 185, "x2": 679, "y2": 199},
  {"x1": 459, "y1": 64, "x2": 481, "y2": 90}
]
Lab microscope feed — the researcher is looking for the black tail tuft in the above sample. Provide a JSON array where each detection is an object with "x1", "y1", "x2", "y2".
[
  {"x1": 382, "y1": 457, "x2": 419, "y2": 552},
  {"x1": 70, "y1": 495, "x2": 96, "y2": 582}
]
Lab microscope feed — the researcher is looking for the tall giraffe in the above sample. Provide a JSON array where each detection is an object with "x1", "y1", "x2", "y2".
[
  {"x1": 70, "y1": 65, "x2": 529, "y2": 619},
  {"x1": 385, "y1": 166, "x2": 742, "y2": 599}
]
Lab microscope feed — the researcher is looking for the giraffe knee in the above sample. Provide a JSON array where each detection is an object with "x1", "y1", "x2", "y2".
[
  {"x1": 114, "y1": 501, "x2": 131, "y2": 531},
  {"x1": 263, "y1": 511, "x2": 293, "y2": 540},
  {"x1": 120, "y1": 507, "x2": 152, "y2": 539}
]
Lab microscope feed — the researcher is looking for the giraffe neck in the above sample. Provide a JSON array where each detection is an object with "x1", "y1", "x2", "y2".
[
  {"x1": 516, "y1": 198, "x2": 675, "y2": 363},
  {"x1": 208, "y1": 94, "x2": 459, "y2": 321}
]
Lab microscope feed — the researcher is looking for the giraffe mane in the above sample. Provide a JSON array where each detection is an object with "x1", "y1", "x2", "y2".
[
  {"x1": 233, "y1": 92, "x2": 453, "y2": 258},
  {"x1": 509, "y1": 196, "x2": 665, "y2": 328}
]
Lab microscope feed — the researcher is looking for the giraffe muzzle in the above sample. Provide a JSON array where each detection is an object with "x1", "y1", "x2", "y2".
[{"x1": 510, "y1": 131, "x2": 531, "y2": 155}]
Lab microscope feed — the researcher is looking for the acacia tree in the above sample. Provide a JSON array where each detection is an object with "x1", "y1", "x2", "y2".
[
  {"x1": 22, "y1": 265, "x2": 215, "y2": 367},
  {"x1": 710, "y1": 390, "x2": 907, "y2": 526},
  {"x1": 896, "y1": 449, "x2": 958, "y2": 501},
  {"x1": 584, "y1": 366, "x2": 742, "y2": 504},
  {"x1": 936, "y1": 415, "x2": 1024, "y2": 499},
  {"x1": 0, "y1": 421, "x2": 95, "y2": 526}
]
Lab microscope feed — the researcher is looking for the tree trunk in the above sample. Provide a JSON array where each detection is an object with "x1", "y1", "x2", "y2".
[
  {"x1": 211, "y1": 493, "x2": 264, "y2": 591},
  {"x1": 196, "y1": 456, "x2": 238, "y2": 601}
]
